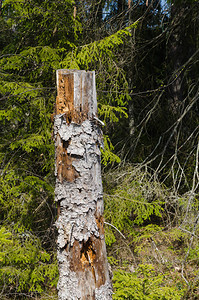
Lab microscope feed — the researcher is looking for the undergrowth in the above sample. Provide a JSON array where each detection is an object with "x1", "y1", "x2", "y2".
[{"x1": 103, "y1": 165, "x2": 199, "y2": 300}]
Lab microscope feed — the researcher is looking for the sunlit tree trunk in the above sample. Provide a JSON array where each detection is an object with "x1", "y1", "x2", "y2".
[{"x1": 54, "y1": 69, "x2": 112, "y2": 300}]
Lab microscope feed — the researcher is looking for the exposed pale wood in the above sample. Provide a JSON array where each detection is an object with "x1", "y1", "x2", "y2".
[{"x1": 54, "y1": 69, "x2": 112, "y2": 300}]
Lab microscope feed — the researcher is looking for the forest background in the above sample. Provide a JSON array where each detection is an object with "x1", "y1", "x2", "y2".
[{"x1": 0, "y1": 0, "x2": 199, "y2": 299}]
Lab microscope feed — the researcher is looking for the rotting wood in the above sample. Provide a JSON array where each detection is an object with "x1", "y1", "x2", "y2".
[{"x1": 54, "y1": 69, "x2": 112, "y2": 300}]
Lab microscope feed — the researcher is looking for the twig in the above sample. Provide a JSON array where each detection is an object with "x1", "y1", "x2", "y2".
[{"x1": 104, "y1": 221, "x2": 126, "y2": 239}]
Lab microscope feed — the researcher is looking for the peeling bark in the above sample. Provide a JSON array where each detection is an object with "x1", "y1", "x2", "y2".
[{"x1": 54, "y1": 70, "x2": 112, "y2": 300}]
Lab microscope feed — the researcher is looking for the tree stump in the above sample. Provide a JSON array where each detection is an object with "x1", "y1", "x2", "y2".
[{"x1": 54, "y1": 69, "x2": 112, "y2": 300}]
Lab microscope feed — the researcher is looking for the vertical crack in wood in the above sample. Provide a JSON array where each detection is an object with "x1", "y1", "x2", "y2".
[{"x1": 54, "y1": 70, "x2": 112, "y2": 300}]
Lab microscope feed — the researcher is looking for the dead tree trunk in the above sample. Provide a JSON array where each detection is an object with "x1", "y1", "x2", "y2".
[{"x1": 54, "y1": 69, "x2": 112, "y2": 300}]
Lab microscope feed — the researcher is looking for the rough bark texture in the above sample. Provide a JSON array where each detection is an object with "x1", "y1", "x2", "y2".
[{"x1": 54, "y1": 70, "x2": 112, "y2": 300}]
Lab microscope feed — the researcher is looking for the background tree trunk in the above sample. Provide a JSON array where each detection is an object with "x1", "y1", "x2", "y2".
[
  {"x1": 167, "y1": 4, "x2": 185, "y2": 118},
  {"x1": 54, "y1": 69, "x2": 112, "y2": 300}
]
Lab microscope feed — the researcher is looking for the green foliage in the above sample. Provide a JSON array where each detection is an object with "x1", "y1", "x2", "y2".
[
  {"x1": 101, "y1": 135, "x2": 121, "y2": 166},
  {"x1": 0, "y1": 3, "x2": 137, "y2": 170},
  {"x1": 113, "y1": 264, "x2": 184, "y2": 299},
  {"x1": 61, "y1": 21, "x2": 138, "y2": 72},
  {"x1": 98, "y1": 104, "x2": 128, "y2": 124},
  {"x1": 0, "y1": 46, "x2": 61, "y2": 85},
  {"x1": 104, "y1": 166, "x2": 164, "y2": 245},
  {"x1": 2, "y1": 0, "x2": 80, "y2": 49},
  {"x1": 0, "y1": 167, "x2": 54, "y2": 230},
  {"x1": 132, "y1": 224, "x2": 163, "y2": 254},
  {"x1": 0, "y1": 226, "x2": 58, "y2": 295},
  {"x1": 0, "y1": 227, "x2": 12, "y2": 262}
]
